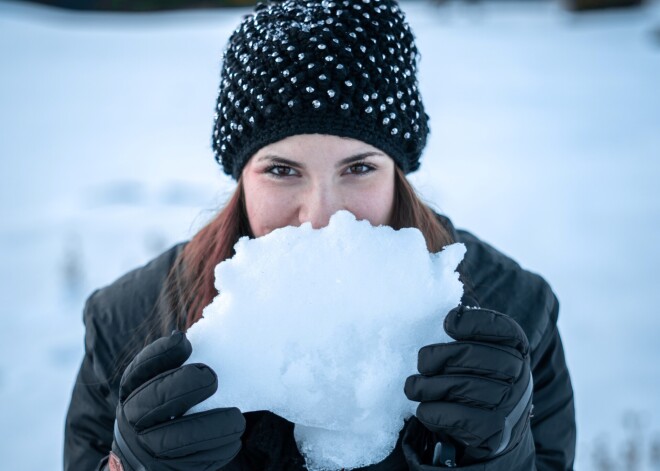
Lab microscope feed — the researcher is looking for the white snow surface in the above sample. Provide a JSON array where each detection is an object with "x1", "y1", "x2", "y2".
[
  {"x1": 2, "y1": 1, "x2": 660, "y2": 470},
  {"x1": 185, "y1": 211, "x2": 465, "y2": 469}
]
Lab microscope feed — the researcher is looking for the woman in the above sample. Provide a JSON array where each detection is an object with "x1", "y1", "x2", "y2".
[{"x1": 64, "y1": 0, "x2": 576, "y2": 470}]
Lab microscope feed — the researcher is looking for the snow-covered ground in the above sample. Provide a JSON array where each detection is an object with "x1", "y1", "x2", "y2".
[{"x1": 1, "y1": 0, "x2": 659, "y2": 469}]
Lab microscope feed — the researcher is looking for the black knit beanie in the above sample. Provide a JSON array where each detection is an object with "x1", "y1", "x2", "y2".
[{"x1": 212, "y1": 0, "x2": 429, "y2": 180}]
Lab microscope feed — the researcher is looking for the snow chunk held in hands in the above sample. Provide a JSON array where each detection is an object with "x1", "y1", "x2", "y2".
[{"x1": 186, "y1": 211, "x2": 465, "y2": 470}]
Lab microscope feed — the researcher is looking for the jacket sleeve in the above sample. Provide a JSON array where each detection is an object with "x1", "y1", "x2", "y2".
[
  {"x1": 63, "y1": 244, "x2": 184, "y2": 471},
  {"x1": 528, "y1": 321, "x2": 576, "y2": 470},
  {"x1": 63, "y1": 293, "x2": 116, "y2": 471}
]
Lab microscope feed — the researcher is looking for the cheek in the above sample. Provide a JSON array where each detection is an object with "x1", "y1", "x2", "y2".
[
  {"x1": 346, "y1": 179, "x2": 395, "y2": 226},
  {"x1": 244, "y1": 184, "x2": 298, "y2": 237}
]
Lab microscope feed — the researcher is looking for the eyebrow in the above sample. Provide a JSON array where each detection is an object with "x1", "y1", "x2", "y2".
[
  {"x1": 256, "y1": 151, "x2": 386, "y2": 169},
  {"x1": 336, "y1": 152, "x2": 385, "y2": 167},
  {"x1": 257, "y1": 155, "x2": 304, "y2": 169}
]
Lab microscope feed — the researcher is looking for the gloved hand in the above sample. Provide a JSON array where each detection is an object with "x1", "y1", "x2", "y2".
[
  {"x1": 404, "y1": 306, "x2": 533, "y2": 465},
  {"x1": 110, "y1": 330, "x2": 246, "y2": 471}
]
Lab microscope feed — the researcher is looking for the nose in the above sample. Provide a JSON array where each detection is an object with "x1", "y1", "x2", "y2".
[{"x1": 298, "y1": 184, "x2": 343, "y2": 229}]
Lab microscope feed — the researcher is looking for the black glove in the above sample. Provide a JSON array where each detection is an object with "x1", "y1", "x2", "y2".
[
  {"x1": 111, "y1": 331, "x2": 246, "y2": 471},
  {"x1": 404, "y1": 306, "x2": 533, "y2": 465}
]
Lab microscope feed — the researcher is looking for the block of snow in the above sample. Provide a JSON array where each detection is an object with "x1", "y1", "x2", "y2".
[{"x1": 186, "y1": 210, "x2": 465, "y2": 469}]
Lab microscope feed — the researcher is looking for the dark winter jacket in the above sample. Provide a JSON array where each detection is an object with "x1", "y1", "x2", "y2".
[{"x1": 63, "y1": 220, "x2": 576, "y2": 471}]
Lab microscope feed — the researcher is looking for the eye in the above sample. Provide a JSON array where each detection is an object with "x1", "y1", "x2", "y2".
[
  {"x1": 266, "y1": 164, "x2": 299, "y2": 178},
  {"x1": 344, "y1": 162, "x2": 375, "y2": 175}
]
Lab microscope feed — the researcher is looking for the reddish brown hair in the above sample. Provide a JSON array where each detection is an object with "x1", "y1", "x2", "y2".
[
  {"x1": 156, "y1": 180, "x2": 252, "y2": 336},
  {"x1": 389, "y1": 167, "x2": 454, "y2": 252}
]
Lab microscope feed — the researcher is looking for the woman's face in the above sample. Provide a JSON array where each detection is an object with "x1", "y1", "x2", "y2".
[{"x1": 242, "y1": 134, "x2": 396, "y2": 237}]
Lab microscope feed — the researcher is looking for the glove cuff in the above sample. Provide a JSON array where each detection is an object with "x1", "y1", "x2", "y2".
[
  {"x1": 491, "y1": 371, "x2": 534, "y2": 458},
  {"x1": 112, "y1": 419, "x2": 146, "y2": 471}
]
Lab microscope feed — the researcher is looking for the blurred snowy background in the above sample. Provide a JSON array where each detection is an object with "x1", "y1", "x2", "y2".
[{"x1": 0, "y1": 0, "x2": 659, "y2": 469}]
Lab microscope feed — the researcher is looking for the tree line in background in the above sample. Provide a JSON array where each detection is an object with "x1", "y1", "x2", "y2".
[
  {"x1": 20, "y1": 0, "x2": 646, "y2": 13},
  {"x1": 23, "y1": 0, "x2": 257, "y2": 11}
]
